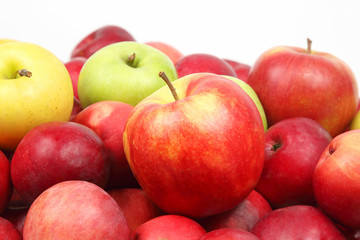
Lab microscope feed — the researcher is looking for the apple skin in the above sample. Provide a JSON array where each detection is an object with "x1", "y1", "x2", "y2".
[
  {"x1": 78, "y1": 41, "x2": 177, "y2": 108},
  {"x1": 224, "y1": 59, "x2": 251, "y2": 82},
  {"x1": 108, "y1": 188, "x2": 161, "y2": 234},
  {"x1": 197, "y1": 190, "x2": 272, "y2": 232},
  {"x1": 132, "y1": 215, "x2": 206, "y2": 240},
  {"x1": 313, "y1": 129, "x2": 360, "y2": 229},
  {"x1": 0, "y1": 151, "x2": 11, "y2": 215},
  {"x1": 123, "y1": 73, "x2": 265, "y2": 218},
  {"x1": 10, "y1": 121, "x2": 110, "y2": 204},
  {"x1": 255, "y1": 117, "x2": 332, "y2": 208},
  {"x1": 69, "y1": 97, "x2": 83, "y2": 121},
  {"x1": 145, "y1": 41, "x2": 183, "y2": 64},
  {"x1": 0, "y1": 42, "x2": 74, "y2": 151},
  {"x1": 251, "y1": 205, "x2": 346, "y2": 239},
  {"x1": 64, "y1": 56, "x2": 87, "y2": 100},
  {"x1": 71, "y1": 25, "x2": 135, "y2": 59},
  {"x1": 247, "y1": 45, "x2": 359, "y2": 137},
  {"x1": 175, "y1": 53, "x2": 237, "y2": 78},
  {"x1": 0, "y1": 217, "x2": 22, "y2": 240},
  {"x1": 22, "y1": 180, "x2": 130, "y2": 240},
  {"x1": 72, "y1": 100, "x2": 138, "y2": 189},
  {"x1": 350, "y1": 109, "x2": 360, "y2": 130},
  {"x1": 200, "y1": 228, "x2": 260, "y2": 240}
]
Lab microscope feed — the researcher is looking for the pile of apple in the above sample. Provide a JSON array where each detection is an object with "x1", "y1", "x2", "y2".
[{"x1": 0, "y1": 25, "x2": 360, "y2": 240}]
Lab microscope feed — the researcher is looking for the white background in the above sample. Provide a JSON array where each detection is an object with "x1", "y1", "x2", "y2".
[{"x1": 2, "y1": 0, "x2": 360, "y2": 88}]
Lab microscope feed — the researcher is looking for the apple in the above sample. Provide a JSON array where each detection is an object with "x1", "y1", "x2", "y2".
[
  {"x1": 64, "y1": 56, "x2": 87, "y2": 100},
  {"x1": 0, "y1": 42, "x2": 74, "y2": 151},
  {"x1": 123, "y1": 72, "x2": 265, "y2": 218},
  {"x1": 223, "y1": 75, "x2": 267, "y2": 130},
  {"x1": 313, "y1": 129, "x2": 360, "y2": 229},
  {"x1": 78, "y1": 41, "x2": 177, "y2": 108},
  {"x1": 247, "y1": 39, "x2": 359, "y2": 137},
  {"x1": 0, "y1": 150, "x2": 11, "y2": 215},
  {"x1": 224, "y1": 59, "x2": 251, "y2": 82},
  {"x1": 350, "y1": 109, "x2": 360, "y2": 130},
  {"x1": 11, "y1": 121, "x2": 110, "y2": 204},
  {"x1": 69, "y1": 97, "x2": 83, "y2": 121},
  {"x1": 145, "y1": 41, "x2": 183, "y2": 64},
  {"x1": 23, "y1": 180, "x2": 130, "y2": 240},
  {"x1": 175, "y1": 53, "x2": 237, "y2": 78},
  {"x1": 132, "y1": 214, "x2": 206, "y2": 240},
  {"x1": 0, "y1": 217, "x2": 22, "y2": 240},
  {"x1": 72, "y1": 100, "x2": 138, "y2": 189},
  {"x1": 200, "y1": 228, "x2": 260, "y2": 240},
  {"x1": 70, "y1": 25, "x2": 135, "y2": 59},
  {"x1": 108, "y1": 188, "x2": 161, "y2": 233},
  {"x1": 198, "y1": 190, "x2": 272, "y2": 232},
  {"x1": 0, "y1": 39, "x2": 17, "y2": 44},
  {"x1": 255, "y1": 117, "x2": 332, "y2": 208},
  {"x1": 251, "y1": 205, "x2": 346, "y2": 239}
]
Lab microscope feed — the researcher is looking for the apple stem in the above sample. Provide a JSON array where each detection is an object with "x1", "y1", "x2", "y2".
[
  {"x1": 14, "y1": 69, "x2": 32, "y2": 78},
  {"x1": 159, "y1": 71, "x2": 179, "y2": 101},
  {"x1": 127, "y1": 53, "x2": 136, "y2": 67},
  {"x1": 307, "y1": 38, "x2": 312, "y2": 54}
]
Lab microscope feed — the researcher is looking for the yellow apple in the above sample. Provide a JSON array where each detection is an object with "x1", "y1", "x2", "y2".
[
  {"x1": 0, "y1": 39, "x2": 17, "y2": 45},
  {"x1": 0, "y1": 42, "x2": 73, "y2": 150},
  {"x1": 350, "y1": 110, "x2": 360, "y2": 130}
]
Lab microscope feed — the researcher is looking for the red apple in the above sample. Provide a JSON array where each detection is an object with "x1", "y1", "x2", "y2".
[
  {"x1": 64, "y1": 56, "x2": 87, "y2": 100},
  {"x1": 198, "y1": 190, "x2": 272, "y2": 232},
  {"x1": 72, "y1": 101, "x2": 138, "y2": 189},
  {"x1": 123, "y1": 73, "x2": 265, "y2": 218},
  {"x1": 108, "y1": 188, "x2": 161, "y2": 233},
  {"x1": 255, "y1": 117, "x2": 332, "y2": 208},
  {"x1": 132, "y1": 214, "x2": 206, "y2": 240},
  {"x1": 11, "y1": 121, "x2": 110, "y2": 204},
  {"x1": 0, "y1": 150, "x2": 11, "y2": 215},
  {"x1": 69, "y1": 97, "x2": 83, "y2": 121},
  {"x1": 247, "y1": 39, "x2": 359, "y2": 137},
  {"x1": 175, "y1": 53, "x2": 237, "y2": 78},
  {"x1": 251, "y1": 205, "x2": 346, "y2": 239},
  {"x1": 145, "y1": 41, "x2": 183, "y2": 64},
  {"x1": 23, "y1": 180, "x2": 130, "y2": 240},
  {"x1": 224, "y1": 59, "x2": 251, "y2": 82},
  {"x1": 0, "y1": 217, "x2": 22, "y2": 240},
  {"x1": 313, "y1": 129, "x2": 360, "y2": 229},
  {"x1": 3, "y1": 207, "x2": 28, "y2": 236},
  {"x1": 200, "y1": 228, "x2": 259, "y2": 240},
  {"x1": 71, "y1": 25, "x2": 135, "y2": 59}
]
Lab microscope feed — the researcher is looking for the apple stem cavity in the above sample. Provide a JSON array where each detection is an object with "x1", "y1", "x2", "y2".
[
  {"x1": 127, "y1": 53, "x2": 136, "y2": 67},
  {"x1": 14, "y1": 69, "x2": 32, "y2": 78},
  {"x1": 271, "y1": 142, "x2": 281, "y2": 152},
  {"x1": 159, "y1": 71, "x2": 179, "y2": 101},
  {"x1": 307, "y1": 38, "x2": 312, "y2": 54}
]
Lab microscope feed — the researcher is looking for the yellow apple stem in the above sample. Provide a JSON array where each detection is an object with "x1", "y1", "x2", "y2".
[
  {"x1": 13, "y1": 69, "x2": 32, "y2": 78},
  {"x1": 307, "y1": 38, "x2": 312, "y2": 54},
  {"x1": 159, "y1": 71, "x2": 179, "y2": 101},
  {"x1": 127, "y1": 53, "x2": 136, "y2": 67}
]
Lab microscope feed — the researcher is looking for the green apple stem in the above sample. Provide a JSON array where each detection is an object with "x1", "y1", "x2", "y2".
[
  {"x1": 13, "y1": 69, "x2": 32, "y2": 78},
  {"x1": 307, "y1": 38, "x2": 312, "y2": 54},
  {"x1": 159, "y1": 71, "x2": 179, "y2": 101},
  {"x1": 127, "y1": 53, "x2": 136, "y2": 67}
]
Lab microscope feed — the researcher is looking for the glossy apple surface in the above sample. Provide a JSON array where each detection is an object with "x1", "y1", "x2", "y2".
[
  {"x1": 200, "y1": 228, "x2": 259, "y2": 240},
  {"x1": 145, "y1": 41, "x2": 183, "y2": 64},
  {"x1": 71, "y1": 25, "x2": 135, "y2": 58},
  {"x1": 313, "y1": 129, "x2": 360, "y2": 229},
  {"x1": 23, "y1": 180, "x2": 130, "y2": 240},
  {"x1": 175, "y1": 53, "x2": 237, "y2": 78},
  {"x1": 0, "y1": 42, "x2": 74, "y2": 150},
  {"x1": 0, "y1": 217, "x2": 22, "y2": 240},
  {"x1": 78, "y1": 41, "x2": 177, "y2": 107},
  {"x1": 255, "y1": 117, "x2": 332, "y2": 208},
  {"x1": 64, "y1": 56, "x2": 87, "y2": 100},
  {"x1": 0, "y1": 151, "x2": 11, "y2": 215},
  {"x1": 224, "y1": 59, "x2": 251, "y2": 82},
  {"x1": 124, "y1": 73, "x2": 265, "y2": 218},
  {"x1": 247, "y1": 43, "x2": 358, "y2": 137},
  {"x1": 11, "y1": 121, "x2": 110, "y2": 204}
]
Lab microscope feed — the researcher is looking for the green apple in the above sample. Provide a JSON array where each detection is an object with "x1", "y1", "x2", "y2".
[
  {"x1": 0, "y1": 42, "x2": 73, "y2": 151},
  {"x1": 78, "y1": 41, "x2": 177, "y2": 107},
  {"x1": 223, "y1": 75, "x2": 268, "y2": 131}
]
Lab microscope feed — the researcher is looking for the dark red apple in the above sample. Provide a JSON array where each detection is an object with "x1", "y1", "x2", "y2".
[
  {"x1": 255, "y1": 117, "x2": 332, "y2": 208},
  {"x1": 175, "y1": 53, "x2": 237, "y2": 78},
  {"x1": 0, "y1": 150, "x2": 11, "y2": 215},
  {"x1": 0, "y1": 217, "x2": 22, "y2": 240},
  {"x1": 132, "y1": 214, "x2": 206, "y2": 240},
  {"x1": 72, "y1": 100, "x2": 138, "y2": 189},
  {"x1": 200, "y1": 228, "x2": 259, "y2": 240},
  {"x1": 108, "y1": 188, "x2": 161, "y2": 233},
  {"x1": 71, "y1": 25, "x2": 136, "y2": 59},
  {"x1": 11, "y1": 121, "x2": 110, "y2": 204},
  {"x1": 23, "y1": 180, "x2": 130, "y2": 240},
  {"x1": 251, "y1": 205, "x2": 346, "y2": 239},
  {"x1": 224, "y1": 59, "x2": 251, "y2": 82},
  {"x1": 64, "y1": 56, "x2": 87, "y2": 100},
  {"x1": 198, "y1": 190, "x2": 272, "y2": 232}
]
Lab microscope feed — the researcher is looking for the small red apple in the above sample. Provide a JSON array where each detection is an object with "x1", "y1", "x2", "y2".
[
  {"x1": 200, "y1": 228, "x2": 259, "y2": 240},
  {"x1": 145, "y1": 41, "x2": 183, "y2": 64},
  {"x1": 224, "y1": 59, "x2": 251, "y2": 82},
  {"x1": 69, "y1": 97, "x2": 83, "y2": 121},
  {"x1": 0, "y1": 150, "x2": 11, "y2": 215},
  {"x1": 0, "y1": 217, "x2": 22, "y2": 240},
  {"x1": 64, "y1": 56, "x2": 87, "y2": 100},
  {"x1": 175, "y1": 53, "x2": 237, "y2": 78},
  {"x1": 11, "y1": 121, "x2": 110, "y2": 204},
  {"x1": 71, "y1": 25, "x2": 135, "y2": 59},
  {"x1": 132, "y1": 214, "x2": 206, "y2": 240}
]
